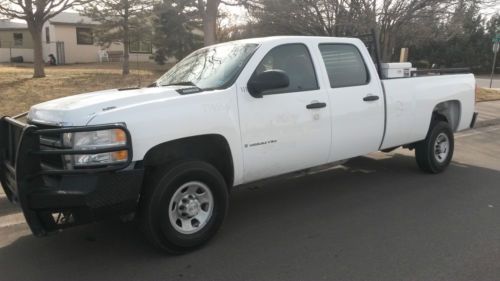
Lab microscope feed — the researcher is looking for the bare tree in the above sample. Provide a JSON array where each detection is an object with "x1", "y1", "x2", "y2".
[
  {"x1": 81, "y1": 0, "x2": 153, "y2": 75},
  {"x1": 245, "y1": 0, "x2": 375, "y2": 36},
  {"x1": 197, "y1": 0, "x2": 221, "y2": 46},
  {"x1": 159, "y1": 0, "x2": 240, "y2": 47},
  {"x1": 245, "y1": 0, "x2": 498, "y2": 61},
  {"x1": 376, "y1": 0, "x2": 457, "y2": 61},
  {"x1": 199, "y1": 0, "x2": 243, "y2": 46},
  {"x1": 0, "y1": 0, "x2": 89, "y2": 77}
]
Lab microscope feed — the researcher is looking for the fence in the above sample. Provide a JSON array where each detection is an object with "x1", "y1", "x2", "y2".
[{"x1": 0, "y1": 40, "x2": 34, "y2": 63}]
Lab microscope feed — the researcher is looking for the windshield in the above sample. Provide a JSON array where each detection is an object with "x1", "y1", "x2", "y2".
[{"x1": 157, "y1": 43, "x2": 259, "y2": 90}]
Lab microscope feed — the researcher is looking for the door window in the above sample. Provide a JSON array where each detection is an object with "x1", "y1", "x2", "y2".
[
  {"x1": 252, "y1": 44, "x2": 318, "y2": 94},
  {"x1": 319, "y1": 44, "x2": 369, "y2": 88}
]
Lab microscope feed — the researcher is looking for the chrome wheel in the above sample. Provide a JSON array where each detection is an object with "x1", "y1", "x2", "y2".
[
  {"x1": 168, "y1": 181, "x2": 214, "y2": 235},
  {"x1": 434, "y1": 132, "x2": 450, "y2": 163}
]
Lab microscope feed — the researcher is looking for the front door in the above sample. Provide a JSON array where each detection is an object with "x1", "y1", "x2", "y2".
[
  {"x1": 56, "y1": 41, "x2": 65, "y2": 65},
  {"x1": 238, "y1": 43, "x2": 331, "y2": 183}
]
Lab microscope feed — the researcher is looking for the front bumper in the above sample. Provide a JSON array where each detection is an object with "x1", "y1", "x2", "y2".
[{"x1": 0, "y1": 115, "x2": 144, "y2": 236}]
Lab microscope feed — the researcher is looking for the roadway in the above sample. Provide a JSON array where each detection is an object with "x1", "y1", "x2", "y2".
[{"x1": 0, "y1": 124, "x2": 500, "y2": 281}]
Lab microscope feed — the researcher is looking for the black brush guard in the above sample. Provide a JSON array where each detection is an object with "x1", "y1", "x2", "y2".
[{"x1": 0, "y1": 115, "x2": 142, "y2": 236}]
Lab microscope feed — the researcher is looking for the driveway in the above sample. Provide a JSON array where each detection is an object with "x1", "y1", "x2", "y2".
[{"x1": 0, "y1": 125, "x2": 500, "y2": 281}]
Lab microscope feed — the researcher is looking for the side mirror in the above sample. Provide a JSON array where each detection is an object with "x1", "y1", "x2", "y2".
[{"x1": 248, "y1": 70, "x2": 290, "y2": 98}]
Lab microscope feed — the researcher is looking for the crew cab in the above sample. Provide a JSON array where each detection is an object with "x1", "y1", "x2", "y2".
[{"x1": 0, "y1": 36, "x2": 477, "y2": 253}]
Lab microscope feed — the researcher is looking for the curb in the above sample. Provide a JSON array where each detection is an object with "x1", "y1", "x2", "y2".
[
  {"x1": 475, "y1": 118, "x2": 500, "y2": 129},
  {"x1": 0, "y1": 213, "x2": 26, "y2": 228}
]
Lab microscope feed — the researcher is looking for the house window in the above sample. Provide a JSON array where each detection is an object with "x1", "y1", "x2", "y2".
[
  {"x1": 13, "y1": 33, "x2": 23, "y2": 47},
  {"x1": 129, "y1": 41, "x2": 152, "y2": 54},
  {"x1": 76, "y1": 28, "x2": 93, "y2": 45},
  {"x1": 45, "y1": 27, "x2": 50, "y2": 43}
]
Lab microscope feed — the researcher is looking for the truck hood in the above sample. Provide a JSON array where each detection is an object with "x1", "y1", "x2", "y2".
[{"x1": 27, "y1": 86, "x2": 184, "y2": 126}]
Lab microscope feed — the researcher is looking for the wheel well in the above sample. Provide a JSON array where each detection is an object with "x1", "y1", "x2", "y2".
[
  {"x1": 432, "y1": 100, "x2": 461, "y2": 131},
  {"x1": 142, "y1": 134, "x2": 234, "y2": 187}
]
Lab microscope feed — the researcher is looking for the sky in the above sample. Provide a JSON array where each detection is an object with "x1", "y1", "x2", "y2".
[
  {"x1": 219, "y1": 2, "x2": 500, "y2": 27},
  {"x1": 483, "y1": 1, "x2": 500, "y2": 18},
  {"x1": 220, "y1": 4, "x2": 248, "y2": 27},
  {"x1": 6, "y1": 1, "x2": 500, "y2": 26}
]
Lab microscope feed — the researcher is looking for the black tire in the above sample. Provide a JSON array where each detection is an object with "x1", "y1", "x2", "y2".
[
  {"x1": 140, "y1": 160, "x2": 228, "y2": 254},
  {"x1": 415, "y1": 121, "x2": 454, "y2": 173}
]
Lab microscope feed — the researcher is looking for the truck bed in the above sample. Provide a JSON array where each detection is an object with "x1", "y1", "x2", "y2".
[{"x1": 380, "y1": 74, "x2": 476, "y2": 149}]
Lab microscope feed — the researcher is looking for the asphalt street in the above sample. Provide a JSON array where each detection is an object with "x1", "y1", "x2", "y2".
[{"x1": 0, "y1": 125, "x2": 500, "y2": 281}]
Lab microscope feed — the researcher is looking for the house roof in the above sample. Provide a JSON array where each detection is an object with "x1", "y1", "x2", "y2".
[
  {"x1": 49, "y1": 12, "x2": 97, "y2": 26},
  {"x1": 0, "y1": 12, "x2": 97, "y2": 30},
  {"x1": 0, "y1": 19, "x2": 28, "y2": 30}
]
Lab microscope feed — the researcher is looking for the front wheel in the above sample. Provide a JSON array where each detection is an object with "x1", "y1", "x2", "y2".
[
  {"x1": 415, "y1": 121, "x2": 454, "y2": 173},
  {"x1": 140, "y1": 160, "x2": 228, "y2": 254}
]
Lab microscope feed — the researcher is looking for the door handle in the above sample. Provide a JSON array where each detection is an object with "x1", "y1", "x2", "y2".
[
  {"x1": 306, "y1": 102, "x2": 327, "y2": 109},
  {"x1": 363, "y1": 95, "x2": 379, "y2": 102}
]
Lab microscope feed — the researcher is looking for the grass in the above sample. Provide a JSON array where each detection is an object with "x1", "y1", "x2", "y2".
[
  {"x1": 0, "y1": 62, "x2": 171, "y2": 116},
  {"x1": 1, "y1": 63, "x2": 500, "y2": 116},
  {"x1": 477, "y1": 87, "x2": 500, "y2": 102}
]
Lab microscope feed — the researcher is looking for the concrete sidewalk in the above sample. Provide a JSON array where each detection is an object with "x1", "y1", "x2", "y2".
[{"x1": 476, "y1": 100, "x2": 500, "y2": 128}]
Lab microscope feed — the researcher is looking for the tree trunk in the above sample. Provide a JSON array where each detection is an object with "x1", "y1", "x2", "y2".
[
  {"x1": 203, "y1": 16, "x2": 217, "y2": 46},
  {"x1": 380, "y1": 28, "x2": 393, "y2": 62},
  {"x1": 203, "y1": 0, "x2": 220, "y2": 46},
  {"x1": 30, "y1": 26, "x2": 46, "y2": 78},
  {"x1": 123, "y1": 27, "x2": 130, "y2": 75},
  {"x1": 122, "y1": 4, "x2": 130, "y2": 76}
]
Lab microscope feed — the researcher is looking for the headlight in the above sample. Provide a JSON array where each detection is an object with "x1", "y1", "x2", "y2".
[{"x1": 63, "y1": 128, "x2": 129, "y2": 167}]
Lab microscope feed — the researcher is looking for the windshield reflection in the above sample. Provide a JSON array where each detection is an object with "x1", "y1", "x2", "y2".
[{"x1": 157, "y1": 43, "x2": 259, "y2": 90}]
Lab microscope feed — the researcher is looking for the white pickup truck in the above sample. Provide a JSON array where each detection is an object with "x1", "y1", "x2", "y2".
[{"x1": 1, "y1": 36, "x2": 477, "y2": 253}]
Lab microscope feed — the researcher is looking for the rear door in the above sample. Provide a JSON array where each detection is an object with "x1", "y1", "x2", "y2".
[
  {"x1": 237, "y1": 43, "x2": 331, "y2": 182},
  {"x1": 317, "y1": 43, "x2": 385, "y2": 161}
]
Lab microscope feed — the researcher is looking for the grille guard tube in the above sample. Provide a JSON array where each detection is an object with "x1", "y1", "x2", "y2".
[{"x1": 0, "y1": 116, "x2": 133, "y2": 236}]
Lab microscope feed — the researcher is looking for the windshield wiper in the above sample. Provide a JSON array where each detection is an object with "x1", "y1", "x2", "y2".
[
  {"x1": 159, "y1": 81, "x2": 204, "y2": 95},
  {"x1": 161, "y1": 81, "x2": 198, "y2": 87}
]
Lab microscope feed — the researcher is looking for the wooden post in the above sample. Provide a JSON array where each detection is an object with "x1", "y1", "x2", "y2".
[{"x1": 400, "y1": 47, "x2": 409, "y2": 62}]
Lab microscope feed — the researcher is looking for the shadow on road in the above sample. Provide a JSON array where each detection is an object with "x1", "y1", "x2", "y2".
[{"x1": 0, "y1": 154, "x2": 499, "y2": 281}]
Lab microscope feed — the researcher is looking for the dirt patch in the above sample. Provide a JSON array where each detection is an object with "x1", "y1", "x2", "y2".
[
  {"x1": 477, "y1": 88, "x2": 500, "y2": 102},
  {"x1": 0, "y1": 62, "x2": 171, "y2": 116}
]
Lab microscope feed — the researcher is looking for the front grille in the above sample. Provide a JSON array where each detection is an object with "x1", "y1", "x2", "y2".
[{"x1": 28, "y1": 122, "x2": 65, "y2": 169}]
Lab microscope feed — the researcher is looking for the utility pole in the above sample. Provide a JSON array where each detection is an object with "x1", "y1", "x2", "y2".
[{"x1": 490, "y1": 38, "x2": 500, "y2": 88}]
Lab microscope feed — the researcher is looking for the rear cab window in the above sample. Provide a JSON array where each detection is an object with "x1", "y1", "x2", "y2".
[{"x1": 319, "y1": 44, "x2": 370, "y2": 88}]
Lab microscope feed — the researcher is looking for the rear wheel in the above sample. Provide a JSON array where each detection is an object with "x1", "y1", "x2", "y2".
[
  {"x1": 140, "y1": 160, "x2": 228, "y2": 254},
  {"x1": 415, "y1": 121, "x2": 454, "y2": 173}
]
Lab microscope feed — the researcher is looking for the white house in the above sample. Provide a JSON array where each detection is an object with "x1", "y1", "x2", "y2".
[
  {"x1": 0, "y1": 20, "x2": 34, "y2": 62},
  {"x1": 0, "y1": 12, "x2": 154, "y2": 64}
]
